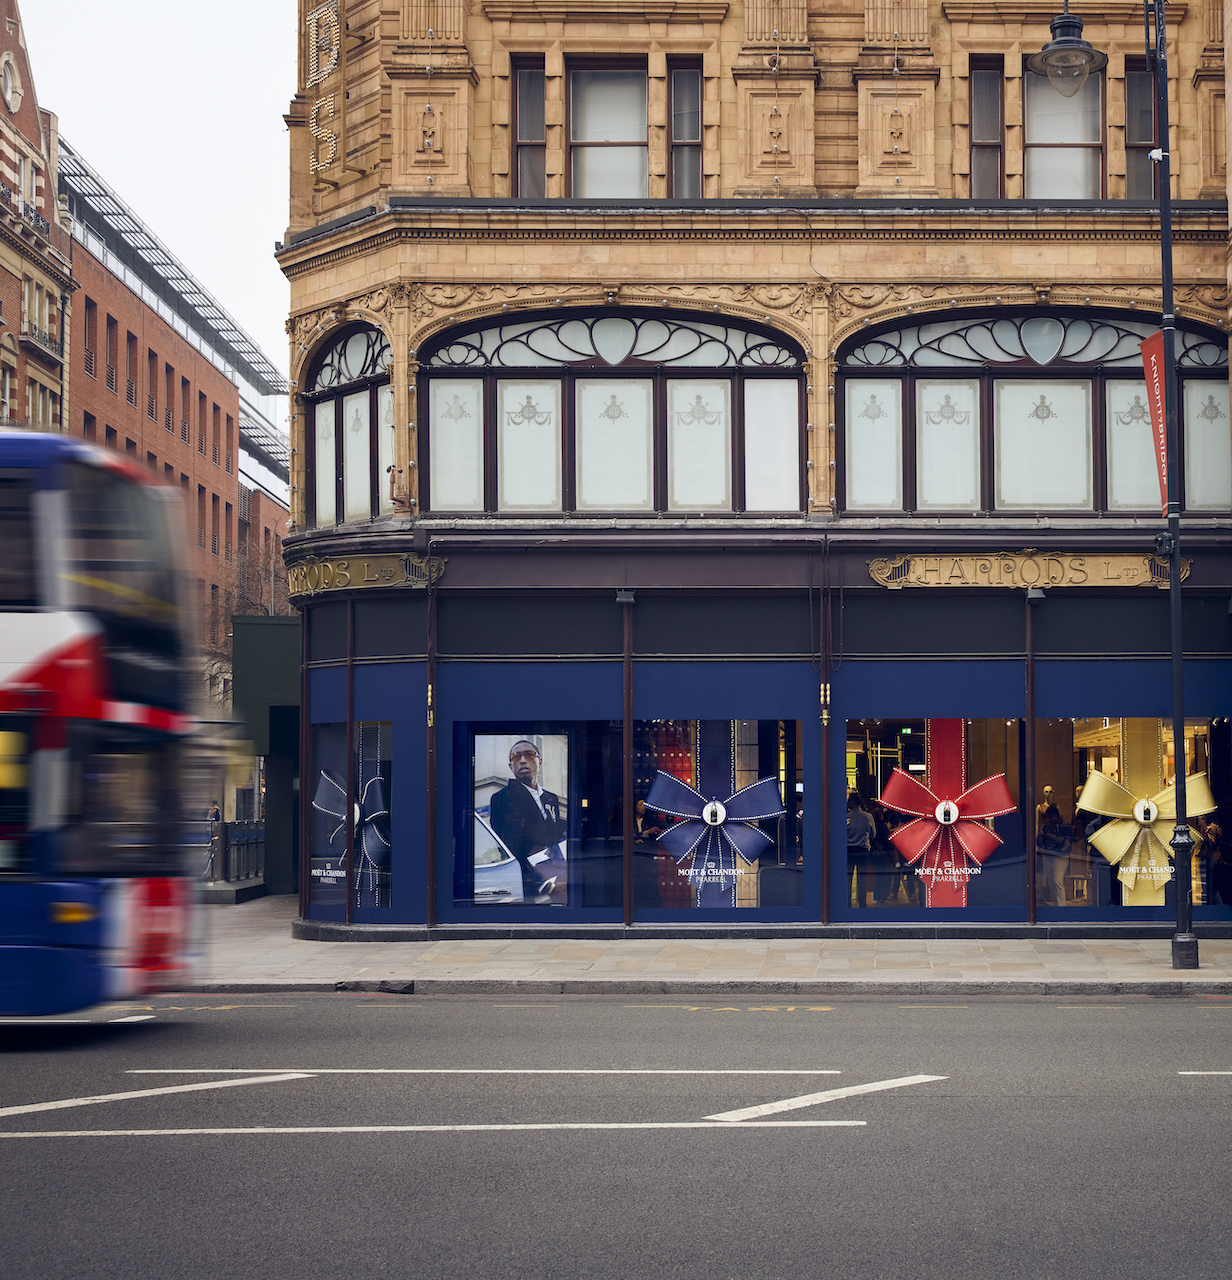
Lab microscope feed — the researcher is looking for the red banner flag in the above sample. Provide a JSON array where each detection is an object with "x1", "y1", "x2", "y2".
[{"x1": 1139, "y1": 330, "x2": 1169, "y2": 518}]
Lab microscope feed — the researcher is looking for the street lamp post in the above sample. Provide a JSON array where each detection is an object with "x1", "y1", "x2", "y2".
[{"x1": 1029, "y1": 0, "x2": 1198, "y2": 968}]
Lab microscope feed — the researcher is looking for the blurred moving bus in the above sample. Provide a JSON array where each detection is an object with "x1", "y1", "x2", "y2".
[{"x1": 0, "y1": 434, "x2": 201, "y2": 1016}]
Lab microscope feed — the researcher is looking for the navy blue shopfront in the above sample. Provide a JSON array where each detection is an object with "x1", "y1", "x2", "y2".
[{"x1": 298, "y1": 569, "x2": 1232, "y2": 929}]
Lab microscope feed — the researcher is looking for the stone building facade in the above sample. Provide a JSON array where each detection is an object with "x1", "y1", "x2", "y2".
[{"x1": 280, "y1": 0, "x2": 1232, "y2": 930}]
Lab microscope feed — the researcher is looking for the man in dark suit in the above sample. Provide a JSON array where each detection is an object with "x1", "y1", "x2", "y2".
[{"x1": 489, "y1": 739, "x2": 567, "y2": 896}]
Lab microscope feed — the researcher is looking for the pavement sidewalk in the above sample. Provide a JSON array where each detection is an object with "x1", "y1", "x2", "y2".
[{"x1": 195, "y1": 896, "x2": 1232, "y2": 995}]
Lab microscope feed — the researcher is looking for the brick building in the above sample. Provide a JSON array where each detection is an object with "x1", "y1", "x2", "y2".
[
  {"x1": 279, "y1": 0, "x2": 1232, "y2": 931},
  {"x1": 60, "y1": 142, "x2": 292, "y2": 708},
  {"x1": 0, "y1": 0, "x2": 69, "y2": 438}
]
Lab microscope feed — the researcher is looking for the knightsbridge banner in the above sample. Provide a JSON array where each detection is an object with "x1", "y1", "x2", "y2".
[
  {"x1": 879, "y1": 719, "x2": 1016, "y2": 908},
  {"x1": 1076, "y1": 718, "x2": 1217, "y2": 907}
]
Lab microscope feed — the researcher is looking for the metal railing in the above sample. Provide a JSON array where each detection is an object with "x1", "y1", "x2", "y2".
[
  {"x1": 20, "y1": 202, "x2": 49, "y2": 237},
  {"x1": 165, "y1": 407, "x2": 173, "y2": 431},
  {"x1": 181, "y1": 419, "x2": 189, "y2": 443},
  {"x1": 84, "y1": 347, "x2": 96, "y2": 377},
  {"x1": 197, "y1": 525, "x2": 205, "y2": 548},
  {"x1": 22, "y1": 321, "x2": 63, "y2": 356},
  {"x1": 224, "y1": 540, "x2": 232, "y2": 563},
  {"x1": 212, "y1": 442, "x2": 220, "y2": 466},
  {"x1": 106, "y1": 364, "x2": 117, "y2": 392},
  {"x1": 147, "y1": 394, "x2": 157, "y2": 420},
  {"x1": 211, "y1": 532, "x2": 219, "y2": 556},
  {"x1": 203, "y1": 820, "x2": 265, "y2": 884},
  {"x1": 126, "y1": 379, "x2": 136, "y2": 407}
]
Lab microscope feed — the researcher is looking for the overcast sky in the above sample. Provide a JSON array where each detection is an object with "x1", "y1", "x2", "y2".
[{"x1": 21, "y1": 0, "x2": 297, "y2": 383}]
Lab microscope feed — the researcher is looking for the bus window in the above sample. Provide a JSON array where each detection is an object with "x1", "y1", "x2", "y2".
[
  {"x1": 59, "y1": 726, "x2": 186, "y2": 877},
  {"x1": 0, "y1": 469, "x2": 36, "y2": 607},
  {"x1": 0, "y1": 719, "x2": 30, "y2": 873},
  {"x1": 63, "y1": 462, "x2": 179, "y2": 630}
]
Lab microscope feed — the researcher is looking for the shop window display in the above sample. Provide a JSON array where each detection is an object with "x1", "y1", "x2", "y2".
[
  {"x1": 1033, "y1": 717, "x2": 1226, "y2": 910},
  {"x1": 457, "y1": 719, "x2": 803, "y2": 911},
  {"x1": 846, "y1": 719, "x2": 1025, "y2": 908},
  {"x1": 309, "y1": 721, "x2": 393, "y2": 910}
]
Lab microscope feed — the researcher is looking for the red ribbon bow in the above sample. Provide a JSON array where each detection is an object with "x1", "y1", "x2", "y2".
[{"x1": 879, "y1": 719, "x2": 1016, "y2": 908}]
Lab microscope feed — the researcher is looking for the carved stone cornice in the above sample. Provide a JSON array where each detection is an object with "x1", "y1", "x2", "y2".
[
  {"x1": 483, "y1": 0, "x2": 728, "y2": 20},
  {"x1": 942, "y1": 0, "x2": 1185, "y2": 20}
]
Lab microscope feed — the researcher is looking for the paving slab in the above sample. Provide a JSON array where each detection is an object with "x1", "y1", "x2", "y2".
[{"x1": 191, "y1": 896, "x2": 1232, "y2": 996}]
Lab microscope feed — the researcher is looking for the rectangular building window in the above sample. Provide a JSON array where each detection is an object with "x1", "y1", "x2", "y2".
[
  {"x1": 126, "y1": 333, "x2": 137, "y2": 406},
  {"x1": 497, "y1": 379, "x2": 562, "y2": 511},
  {"x1": 1024, "y1": 70, "x2": 1103, "y2": 198},
  {"x1": 669, "y1": 65, "x2": 702, "y2": 198},
  {"x1": 969, "y1": 59, "x2": 1004, "y2": 198},
  {"x1": 106, "y1": 316, "x2": 118, "y2": 393},
  {"x1": 514, "y1": 62, "x2": 547, "y2": 198},
  {"x1": 994, "y1": 379, "x2": 1092, "y2": 509},
  {"x1": 845, "y1": 379, "x2": 903, "y2": 511},
  {"x1": 83, "y1": 297, "x2": 97, "y2": 378},
  {"x1": 569, "y1": 66, "x2": 648, "y2": 197},
  {"x1": 1125, "y1": 62, "x2": 1158, "y2": 199}
]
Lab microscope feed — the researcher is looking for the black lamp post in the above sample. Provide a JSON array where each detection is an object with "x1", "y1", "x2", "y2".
[{"x1": 1029, "y1": 0, "x2": 1198, "y2": 968}]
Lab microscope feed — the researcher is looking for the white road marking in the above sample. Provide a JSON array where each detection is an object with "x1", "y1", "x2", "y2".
[
  {"x1": 1178, "y1": 1070, "x2": 1232, "y2": 1074},
  {"x1": 109, "y1": 1015, "x2": 156, "y2": 1024},
  {"x1": 705, "y1": 1074, "x2": 947, "y2": 1122},
  {"x1": 126, "y1": 1068, "x2": 844, "y2": 1076},
  {"x1": 0, "y1": 1073, "x2": 312, "y2": 1118},
  {"x1": 0, "y1": 1120, "x2": 868, "y2": 1138}
]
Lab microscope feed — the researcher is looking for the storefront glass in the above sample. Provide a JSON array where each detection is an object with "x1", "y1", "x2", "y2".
[
  {"x1": 308, "y1": 720, "x2": 393, "y2": 912},
  {"x1": 1033, "y1": 717, "x2": 1228, "y2": 911},
  {"x1": 456, "y1": 718, "x2": 804, "y2": 911},
  {"x1": 845, "y1": 718, "x2": 1026, "y2": 909}
]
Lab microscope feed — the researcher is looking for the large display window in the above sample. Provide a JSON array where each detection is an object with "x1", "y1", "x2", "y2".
[
  {"x1": 1032, "y1": 717, "x2": 1227, "y2": 911},
  {"x1": 456, "y1": 718, "x2": 804, "y2": 912},
  {"x1": 308, "y1": 720, "x2": 394, "y2": 912},
  {"x1": 846, "y1": 718, "x2": 1025, "y2": 909}
]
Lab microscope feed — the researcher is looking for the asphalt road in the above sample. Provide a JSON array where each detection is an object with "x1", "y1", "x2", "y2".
[{"x1": 2, "y1": 993, "x2": 1230, "y2": 1280}]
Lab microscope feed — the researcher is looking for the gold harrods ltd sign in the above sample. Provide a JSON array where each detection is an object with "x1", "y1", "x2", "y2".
[
  {"x1": 287, "y1": 553, "x2": 446, "y2": 598},
  {"x1": 867, "y1": 550, "x2": 1191, "y2": 590}
]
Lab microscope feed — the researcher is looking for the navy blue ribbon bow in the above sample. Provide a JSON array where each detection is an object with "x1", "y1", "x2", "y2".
[{"x1": 644, "y1": 771, "x2": 785, "y2": 902}]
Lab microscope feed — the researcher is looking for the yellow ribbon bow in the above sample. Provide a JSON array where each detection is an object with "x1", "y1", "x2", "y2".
[{"x1": 1077, "y1": 770, "x2": 1217, "y2": 902}]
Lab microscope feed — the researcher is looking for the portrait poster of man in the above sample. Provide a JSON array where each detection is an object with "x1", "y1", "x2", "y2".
[{"x1": 473, "y1": 733, "x2": 570, "y2": 905}]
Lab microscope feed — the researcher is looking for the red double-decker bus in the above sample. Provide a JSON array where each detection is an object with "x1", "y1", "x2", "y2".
[{"x1": 0, "y1": 433, "x2": 202, "y2": 1017}]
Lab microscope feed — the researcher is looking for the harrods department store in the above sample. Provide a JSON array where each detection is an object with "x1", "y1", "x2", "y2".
[{"x1": 279, "y1": 0, "x2": 1232, "y2": 927}]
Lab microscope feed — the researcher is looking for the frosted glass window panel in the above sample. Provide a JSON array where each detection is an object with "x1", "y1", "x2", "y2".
[
  {"x1": 743, "y1": 379, "x2": 800, "y2": 511},
  {"x1": 994, "y1": 380, "x2": 1092, "y2": 510},
  {"x1": 916, "y1": 379, "x2": 980, "y2": 510},
  {"x1": 377, "y1": 385, "x2": 396, "y2": 516},
  {"x1": 498, "y1": 380, "x2": 562, "y2": 512},
  {"x1": 1024, "y1": 71, "x2": 1102, "y2": 198},
  {"x1": 314, "y1": 401, "x2": 336, "y2": 526},
  {"x1": 1023, "y1": 147, "x2": 1101, "y2": 198},
  {"x1": 1184, "y1": 380, "x2": 1232, "y2": 511},
  {"x1": 572, "y1": 146, "x2": 648, "y2": 197},
  {"x1": 342, "y1": 391, "x2": 370, "y2": 522},
  {"x1": 571, "y1": 71, "x2": 647, "y2": 142},
  {"x1": 576, "y1": 379, "x2": 654, "y2": 511},
  {"x1": 430, "y1": 380, "x2": 484, "y2": 511},
  {"x1": 1106, "y1": 380, "x2": 1160, "y2": 510},
  {"x1": 1025, "y1": 72, "x2": 1101, "y2": 143},
  {"x1": 667, "y1": 380, "x2": 731, "y2": 511},
  {"x1": 845, "y1": 379, "x2": 902, "y2": 510}
]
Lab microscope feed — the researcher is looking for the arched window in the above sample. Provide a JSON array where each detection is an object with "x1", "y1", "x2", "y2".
[
  {"x1": 837, "y1": 312, "x2": 1230, "y2": 515},
  {"x1": 419, "y1": 311, "x2": 805, "y2": 515},
  {"x1": 305, "y1": 325, "x2": 394, "y2": 527}
]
